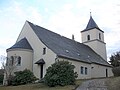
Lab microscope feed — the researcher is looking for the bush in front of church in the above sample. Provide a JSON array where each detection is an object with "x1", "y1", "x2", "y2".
[
  {"x1": 12, "y1": 69, "x2": 38, "y2": 85},
  {"x1": 44, "y1": 61, "x2": 78, "y2": 87}
]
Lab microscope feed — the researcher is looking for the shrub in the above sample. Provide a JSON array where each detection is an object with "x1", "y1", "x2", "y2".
[
  {"x1": 112, "y1": 66, "x2": 120, "y2": 76},
  {"x1": 12, "y1": 69, "x2": 38, "y2": 85},
  {"x1": 44, "y1": 61, "x2": 78, "y2": 87}
]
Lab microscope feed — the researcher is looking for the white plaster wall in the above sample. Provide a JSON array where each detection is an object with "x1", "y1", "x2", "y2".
[
  {"x1": 7, "y1": 49, "x2": 33, "y2": 72},
  {"x1": 81, "y1": 29, "x2": 107, "y2": 60},
  {"x1": 57, "y1": 57, "x2": 113, "y2": 79},
  {"x1": 84, "y1": 41, "x2": 107, "y2": 60},
  {"x1": 107, "y1": 67, "x2": 113, "y2": 77},
  {"x1": 58, "y1": 58, "x2": 92, "y2": 79},
  {"x1": 91, "y1": 64, "x2": 113, "y2": 78},
  {"x1": 16, "y1": 21, "x2": 56, "y2": 79}
]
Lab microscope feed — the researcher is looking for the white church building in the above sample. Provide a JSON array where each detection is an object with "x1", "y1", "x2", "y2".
[{"x1": 6, "y1": 16, "x2": 113, "y2": 79}]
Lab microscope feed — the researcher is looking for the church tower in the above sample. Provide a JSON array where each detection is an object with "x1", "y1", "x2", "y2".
[{"x1": 81, "y1": 15, "x2": 107, "y2": 61}]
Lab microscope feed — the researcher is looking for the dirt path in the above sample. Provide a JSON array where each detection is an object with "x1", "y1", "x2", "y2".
[{"x1": 76, "y1": 79, "x2": 108, "y2": 90}]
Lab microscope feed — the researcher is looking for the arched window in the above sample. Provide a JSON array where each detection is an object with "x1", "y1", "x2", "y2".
[
  {"x1": 85, "y1": 67, "x2": 87, "y2": 75},
  {"x1": 6, "y1": 57, "x2": 9, "y2": 66},
  {"x1": 99, "y1": 33, "x2": 101, "y2": 40},
  {"x1": 43, "y1": 47, "x2": 46, "y2": 55},
  {"x1": 87, "y1": 35, "x2": 90, "y2": 41},
  {"x1": 17, "y1": 56, "x2": 21, "y2": 66},
  {"x1": 11, "y1": 56, "x2": 14, "y2": 66},
  {"x1": 81, "y1": 66, "x2": 84, "y2": 74}
]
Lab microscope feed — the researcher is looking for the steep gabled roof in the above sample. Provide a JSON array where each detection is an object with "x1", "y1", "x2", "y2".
[
  {"x1": 27, "y1": 21, "x2": 110, "y2": 66},
  {"x1": 81, "y1": 16, "x2": 103, "y2": 32},
  {"x1": 7, "y1": 38, "x2": 33, "y2": 51}
]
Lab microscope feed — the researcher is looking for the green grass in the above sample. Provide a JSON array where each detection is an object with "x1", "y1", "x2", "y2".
[
  {"x1": 106, "y1": 76, "x2": 120, "y2": 90},
  {"x1": 0, "y1": 79, "x2": 83, "y2": 90}
]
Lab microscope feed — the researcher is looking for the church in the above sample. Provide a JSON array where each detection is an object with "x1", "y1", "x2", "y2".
[{"x1": 6, "y1": 16, "x2": 113, "y2": 79}]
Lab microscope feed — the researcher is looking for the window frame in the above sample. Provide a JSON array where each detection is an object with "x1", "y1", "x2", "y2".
[
  {"x1": 81, "y1": 66, "x2": 84, "y2": 74},
  {"x1": 11, "y1": 56, "x2": 14, "y2": 66},
  {"x1": 85, "y1": 67, "x2": 87, "y2": 75},
  {"x1": 43, "y1": 47, "x2": 46, "y2": 55},
  {"x1": 87, "y1": 35, "x2": 90, "y2": 41},
  {"x1": 99, "y1": 33, "x2": 101, "y2": 40},
  {"x1": 17, "y1": 56, "x2": 21, "y2": 66}
]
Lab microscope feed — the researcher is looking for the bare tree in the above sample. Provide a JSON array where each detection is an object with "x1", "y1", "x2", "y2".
[{"x1": 1, "y1": 55, "x2": 18, "y2": 85}]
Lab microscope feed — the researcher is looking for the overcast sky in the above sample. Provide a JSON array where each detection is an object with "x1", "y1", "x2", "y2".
[{"x1": 0, "y1": 0, "x2": 120, "y2": 61}]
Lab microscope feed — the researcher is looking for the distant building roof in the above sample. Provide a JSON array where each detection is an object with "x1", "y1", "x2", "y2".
[
  {"x1": 7, "y1": 38, "x2": 33, "y2": 51},
  {"x1": 27, "y1": 21, "x2": 110, "y2": 67},
  {"x1": 81, "y1": 16, "x2": 103, "y2": 32}
]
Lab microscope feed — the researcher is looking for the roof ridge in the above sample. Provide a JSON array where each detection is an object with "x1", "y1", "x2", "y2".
[
  {"x1": 27, "y1": 21, "x2": 83, "y2": 45},
  {"x1": 27, "y1": 21, "x2": 62, "y2": 37}
]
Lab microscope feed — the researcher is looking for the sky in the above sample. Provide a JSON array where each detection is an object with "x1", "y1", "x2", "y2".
[{"x1": 0, "y1": 0, "x2": 120, "y2": 62}]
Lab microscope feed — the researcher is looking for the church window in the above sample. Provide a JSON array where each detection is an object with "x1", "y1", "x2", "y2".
[
  {"x1": 99, "y1": 33, "x2": 101, "y2": 40},
  {"x1": 85, "y1": 67, "x2": 87, "y2": 75},
  {"x1": 6, "y1": 57, "x2": 8, "y2": 66},
  {"x1": 43, "y1": 47, "x2": 46, "y2": 55},
  {"x1": 17, "y1": 56, "x2": 21, "y2": 66},
  {"x1": 81, "y1": 66, "x2": 84, "y2": 74},
  {"x1": 87, "y1": 35, "x2": 90, "y2": 41},
  {"x1": 11, "y1": 56, "x2": 14, "y2": 66}
]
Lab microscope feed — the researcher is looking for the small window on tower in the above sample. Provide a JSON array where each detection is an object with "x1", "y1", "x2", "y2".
[
  {"x1": 99, "y1": 33, "x2": 101, "y2": 40},
  {"x1": 43, "y1": 47, "x2": 46, "y2": 55},
  {"x1": 87, "y1": 35, "x2": 90, "y2": 41}
]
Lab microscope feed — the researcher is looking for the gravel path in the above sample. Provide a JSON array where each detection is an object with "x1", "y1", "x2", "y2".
[{"x1": 76, "y1": 79, "x2": 108, "y2": 90}]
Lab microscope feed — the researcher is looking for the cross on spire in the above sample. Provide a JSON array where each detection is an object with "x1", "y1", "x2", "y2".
[{"x1": 90, "y1": 11, "x2": 92, "y2": 17}]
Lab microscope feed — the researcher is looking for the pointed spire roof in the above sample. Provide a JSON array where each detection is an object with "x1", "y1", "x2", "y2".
[{"x1": 81, "y1": 15, "x2": 103, "y2": 32}]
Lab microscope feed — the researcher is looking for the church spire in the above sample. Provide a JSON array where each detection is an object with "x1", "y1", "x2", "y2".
[
  {"x1": 90, "y1": 11, "x2": 92, "y2": 17},
  {"x1": 82, "y1": 14, "x2": 102, "y2": 32}
]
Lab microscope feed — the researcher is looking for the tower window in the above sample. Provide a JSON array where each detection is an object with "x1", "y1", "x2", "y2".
[
  {"x1": 87, "y1": 35, "x2": 90, "y2": 41},
  {"x1": 43, "y1": 47, "x2": 46, "y2": 55},
  {"x1": 99, "y1": 33, "x2": 101, "y2": 40}
]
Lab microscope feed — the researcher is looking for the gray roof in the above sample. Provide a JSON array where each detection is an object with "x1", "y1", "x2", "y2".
[
  {"x1": 27, "y1": 21, "x2": 111, "y2": 66},
  {"x1": 81, "y1": 16, "x2": 103, "y2": 32},
  {"x1": 7, "y1": 38, "x2": 33, "y2": 50}
]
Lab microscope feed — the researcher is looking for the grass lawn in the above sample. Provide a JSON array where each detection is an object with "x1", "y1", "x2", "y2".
[{"x1": 0, "y1": 79, "x2": 83, "y2": 90}]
